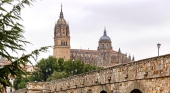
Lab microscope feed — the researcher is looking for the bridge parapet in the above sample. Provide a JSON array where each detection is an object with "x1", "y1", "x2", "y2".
[{"x1": 27, "y1": 54, "x2": 170, "y2": 93}]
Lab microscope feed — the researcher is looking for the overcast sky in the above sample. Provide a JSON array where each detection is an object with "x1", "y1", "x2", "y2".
[{"x1": 21, "y1": 0, "x2": 170, "y2": 62}]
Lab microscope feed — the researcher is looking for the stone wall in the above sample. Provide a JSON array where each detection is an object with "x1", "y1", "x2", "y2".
[
  {"x1": 10, "y1": 88, "x2": 27, "y2": 93},
  {"x1": 27, "y1": 54, "x2": 170, "y2": 93}
]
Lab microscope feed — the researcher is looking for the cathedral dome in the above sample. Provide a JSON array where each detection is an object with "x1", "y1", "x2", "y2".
[
  {"x1": 99, "y1": 28, "x2": 111, "y2": 42},
  {"x1": 100, "y1": 35, "x2": 111, "y2": 41}
]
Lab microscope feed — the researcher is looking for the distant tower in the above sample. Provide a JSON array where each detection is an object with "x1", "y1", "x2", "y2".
[
  {"x1": 97, "y1": 28, "x2": 112, "y2": 67},
  {"x1": 53, "y1": 5, "x2": 70, "y2": 60}
]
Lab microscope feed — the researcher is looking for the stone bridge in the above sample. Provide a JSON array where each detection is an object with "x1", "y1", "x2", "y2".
[{"x1": 26, "y1": 54, "x2": 170, "y2": 93}]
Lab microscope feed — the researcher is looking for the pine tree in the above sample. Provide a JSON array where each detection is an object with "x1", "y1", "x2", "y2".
[{"x1": 0, "y1": 0, "x2": 50, "y2": 90}]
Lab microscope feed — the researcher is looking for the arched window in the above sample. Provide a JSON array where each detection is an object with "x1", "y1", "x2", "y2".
[
  {"x1": 102, "y1": 44, "x2": 104, "y2": 48},
  {"x1": 66, "y1": 42, "x2": 67, "y2": 46},
  {"x1": 64, "y1": 42, "x2": 65, "y2": 46}
]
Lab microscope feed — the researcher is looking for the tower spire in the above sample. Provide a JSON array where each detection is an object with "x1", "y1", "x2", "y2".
[
  {"x1": 118, "y1": 48, "x2": 121, "y2": 53},
  {"x1": 60, "y1": 3, "x2": 64, "y2": 18},
  {"x1": 61, "y1": 3, "x2": 63, "y2": 12},
  {"x1": 132, "y1": 55, "x2": 135, "y2": 61},
  {"x1": 104, "y1": 27, "x2": 107, "y2": 36}
]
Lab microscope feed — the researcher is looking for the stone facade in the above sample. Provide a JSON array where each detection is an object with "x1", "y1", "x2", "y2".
[
  {"x1": 53, "y1": 6, "x2": 134, "y2": 67},
  {"x1": 70, "y1": 46, "x2": 133, "y2": 68},
  {"x1": 25, "y1": 53, "x2": 170, "y2": 93}
]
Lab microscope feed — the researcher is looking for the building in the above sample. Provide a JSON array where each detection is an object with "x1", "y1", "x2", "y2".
[
  {"x1": 53, "y1": 5, "x2": 134, "y2": 68},
  {"x1": 0, "y1": 56, "x2": 15, "y2": 93},
  {"x1": 0, "y1": 55, "x2": 36, "y2": 93}
]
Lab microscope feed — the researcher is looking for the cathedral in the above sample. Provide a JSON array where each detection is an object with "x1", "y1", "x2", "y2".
[{"x1": 53, "y1": 6, "x2": 134, "y2": 68}]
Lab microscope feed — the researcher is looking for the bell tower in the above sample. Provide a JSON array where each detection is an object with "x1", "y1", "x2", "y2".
[{"x1": 53, "y1": 5, "x2": 70, "y2": 60}]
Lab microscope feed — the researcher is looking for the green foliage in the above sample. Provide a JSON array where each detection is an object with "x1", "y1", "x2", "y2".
[
  {"x1": 58, "y1": 58, "x2": 64, "y2": 71},
  {"x1": 17, "y1": 81, "x2": 26, "y2": 89},
  {"x1": 14, "y1": 77, "x2": 21, "y2": 90},
  {"x1": 37, "y1": 57, "x2": 102, "y2": 80},
  {"x1": 46, "y1": 59, "x2": 102, "y2": 81},
  {"x1": 47, "y1": 71, "x2": 66, "y2": 81},
  {"x1": 14, "y1": 56, "x2": 102, "y2": 90},
  {"x1": 64, "y1": 60, "x2": 101, "y2": 76},
  {"x1": 28, "y1": 71, "x2": 42, "y2": 82},
  {"x1": 36, "y1": 56, "x2": 59, "y2": 81},
  {"x1": 14, "y1": 76, "x2": 29, "y2": 90},
  {"x1": 0, "y1": 0, "x2": 50, "y2": 90}
]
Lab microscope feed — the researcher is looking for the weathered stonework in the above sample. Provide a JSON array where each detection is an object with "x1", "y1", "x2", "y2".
[
  {"x1": 10, "y1": 88, "x2": 27, "y2": 93},
  {"x1": 24, "y1": 54, "x2": 170, "y2": 93}
]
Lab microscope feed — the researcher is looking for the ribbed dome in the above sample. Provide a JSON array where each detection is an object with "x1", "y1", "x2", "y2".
[
  {"x1": 100, "y1": 35, "x2": 111, "y2": 41},
  {"x1": 57, "y1": 18, "x2": 67, "y2": 25},
  {"x1": 99, "y1": 28, "x2": 111, "y2": 42}
]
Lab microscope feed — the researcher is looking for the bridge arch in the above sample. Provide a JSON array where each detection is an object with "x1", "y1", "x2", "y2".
[
  {"x1": 100, "y1": 90, "x2": 107, "y2": 93},
  {"x1": 130, "y1": 89, "x2": 142, "y2": 93},
  {"x1": 126, "y1": 82, "x2": 146, "y2": 93},
  {"x1": 96, "y1": 85, "x2": 111, "y2": 93}
]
